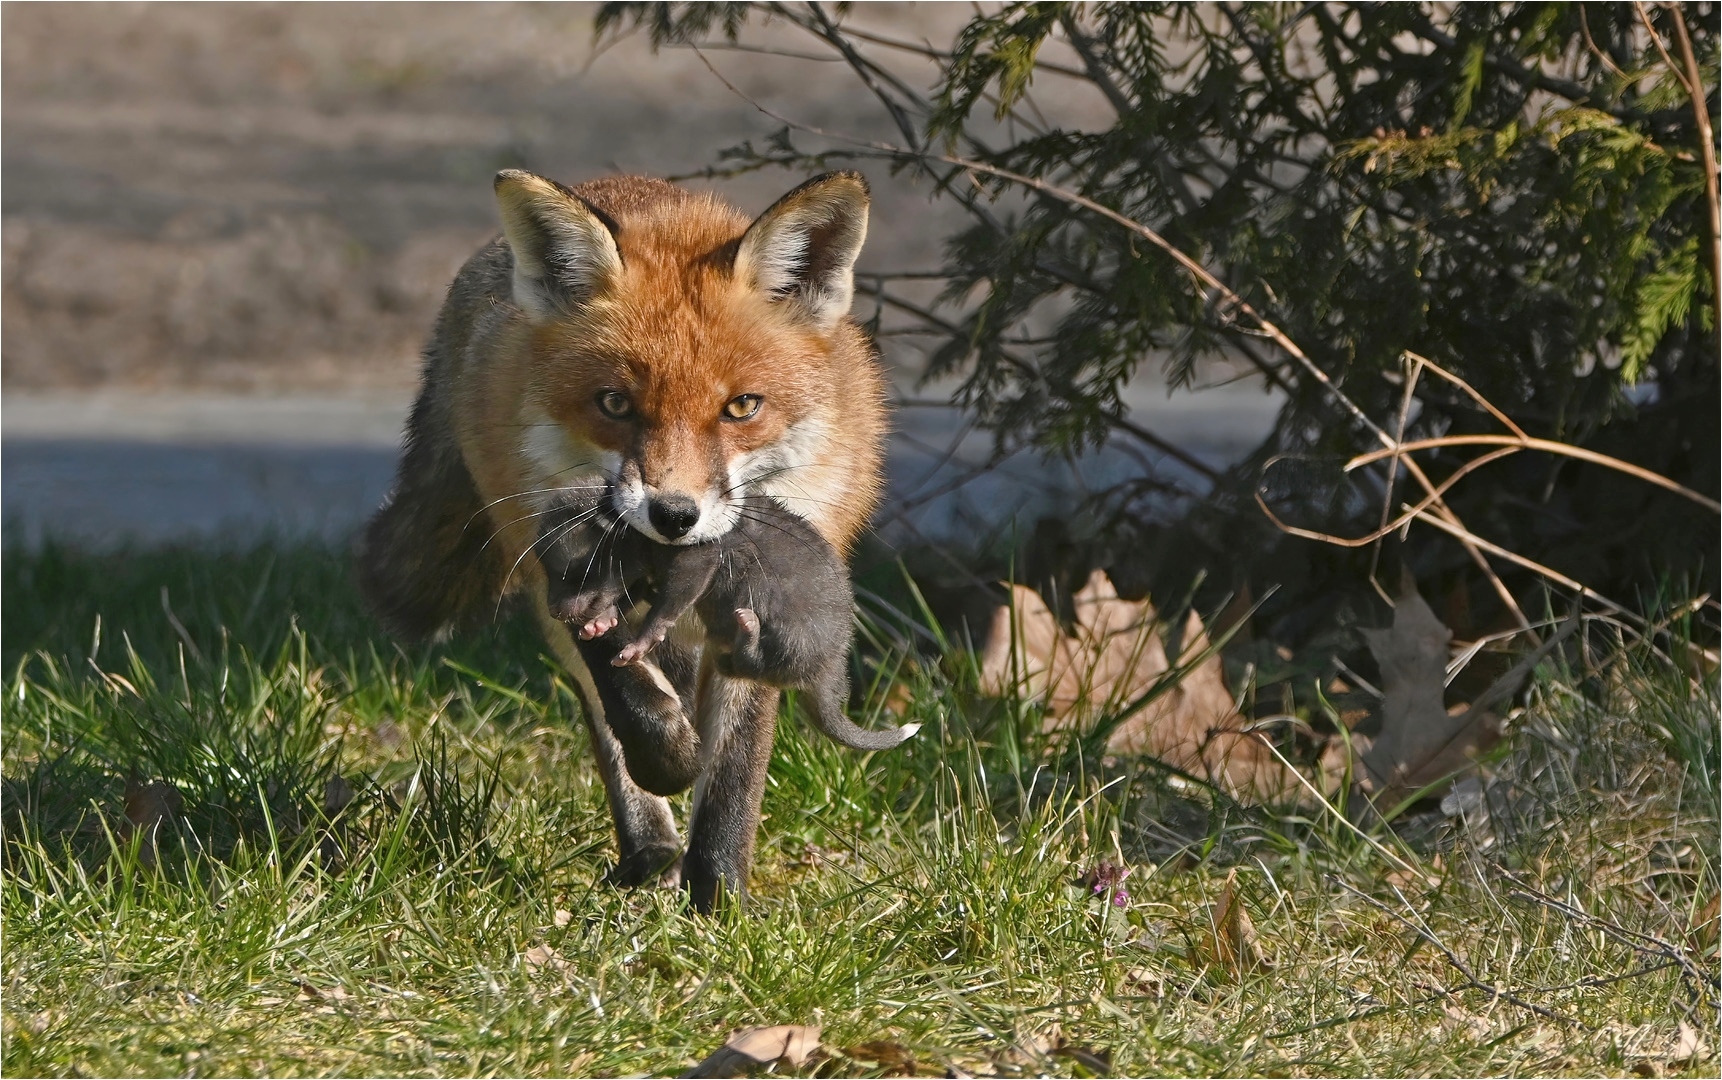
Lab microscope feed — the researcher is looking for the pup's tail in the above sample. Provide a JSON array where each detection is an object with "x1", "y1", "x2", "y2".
[{"x1": 806, "y1": 670, "x2": 920, "y2": 752}]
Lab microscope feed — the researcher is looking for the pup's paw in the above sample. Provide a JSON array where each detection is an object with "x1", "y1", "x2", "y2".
[
  {"x1": 734, "y1": 607, "x2": 760, "y2": 638},
  {"x1": 578, "y1": 609, "x2": 620, "y2": 640},
  {"x1": 612, "y1": 630, "x2": 665, "y2": 667}
]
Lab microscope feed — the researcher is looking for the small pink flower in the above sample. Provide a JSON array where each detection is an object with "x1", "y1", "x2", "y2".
[{"x1": 1082, "y1": 861, "x2": 1132, "y2": 907}]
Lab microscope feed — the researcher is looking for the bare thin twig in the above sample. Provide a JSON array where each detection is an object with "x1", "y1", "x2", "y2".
[
  {"x1": 1344, "y1": 435, "x2": 1721, "y2": 513},
  {"x1": 1335, "y1": 879, "x2": 1591, "y2": 1029},
  {"x1": 1501, "y1": 870, "x2": 1719, "y2": 999},
  {"x1": 1656, "y1": 2, "x2": 1722, "y2": 321}
]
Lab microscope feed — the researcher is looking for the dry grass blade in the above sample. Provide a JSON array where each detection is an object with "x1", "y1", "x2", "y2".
[{"x1": 1691, "y1": 891, "x2": 1720, "y2": 956}]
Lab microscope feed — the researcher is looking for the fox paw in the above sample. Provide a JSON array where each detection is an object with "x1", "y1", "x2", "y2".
[{"x1": 604, "y1": 844, "x2": 683, "y2": 889}]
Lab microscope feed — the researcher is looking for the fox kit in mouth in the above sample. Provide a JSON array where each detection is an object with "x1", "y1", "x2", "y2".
[
  {"x1": 357, "y1": 170, "x2": 888, "y2": 911},
  {"x1": 535, "y1": 491, "x2": 918, "y2": 793}
]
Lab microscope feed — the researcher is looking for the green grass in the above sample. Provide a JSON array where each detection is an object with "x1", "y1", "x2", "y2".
[{"x1": 2, "y1": 542, "x2": 1716, "y2": 1077}]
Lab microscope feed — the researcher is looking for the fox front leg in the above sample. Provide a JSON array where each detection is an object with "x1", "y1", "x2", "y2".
[{"x1": 682, "y1": 663, "x2": 779, "y2": 914}]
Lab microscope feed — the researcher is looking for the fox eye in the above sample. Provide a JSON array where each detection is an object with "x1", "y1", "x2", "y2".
[
  {"x1": 723, "y1": 394, "x2": 763, "y2": 421},
  {"x1": 596, "y1": 391, "x2": 634, "y2": 419}
]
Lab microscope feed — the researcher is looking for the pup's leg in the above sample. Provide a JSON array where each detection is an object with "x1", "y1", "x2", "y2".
[
  {"x1": 710, "y1": 607, "x2": 767, "y2": 679},
  {"x1": 611, "y1": 604, "x2": 677, "y2": 666},
  {"x1": 613, "y1": 548, "x2": 720, "y2": 666},
  {"x1": 579, "y1": 630, "x2": 702, "y2": 797},
  {"x1": 534, "y1": 607, "x2": 682, "y2": 887}
]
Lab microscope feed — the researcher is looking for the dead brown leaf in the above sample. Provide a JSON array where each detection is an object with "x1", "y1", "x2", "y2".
[
  {"x1": 1357, "y1": 578, "x2": 1578, "y2": 812},
  {"x1": 684, "y1": 1025, "x2": 822, "y2": 1078},
  {"x1": 1354, "y1": 580, "x2": 1470, "y2": 810},
  {"x1": 520, "y1": 944, "x2": 571, "y2": 976},
  {"x1": 1112, "y1": 609, "x2": 1340, "y2": 805},
  {"x1": 1673, "y1": 1021, "x2": 1710, "y2": 1064},
  {"x1": 843, "y1": 1039, "x2": 924, "y2": 1076},
  {"x1": 1204, "y1": 869, "x2": 1270, "y2": 978},
  {"x1": 1690, "y1": 891, "x2": 1719, "y2": 955},
  {"x1": 294, "y1": 981, "x2": 352, "y2": 1004},
  {"x1": 977, "y1": 570, "x2": 1344, "y2": 806},
  {"x1": 977, "y1": 570, "x2": 1165, "y2": 715},
  {"x1": 120, "y1": 775, "x2": 183, "y2": 869}
]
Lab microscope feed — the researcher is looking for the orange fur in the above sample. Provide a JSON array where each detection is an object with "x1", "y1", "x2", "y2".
[
  {"x1": 361, "y1": 171, "x2": 887, "y2": 636},
  {"x1": 358, "y1": 172, "x2": 888, "y2": 905}
]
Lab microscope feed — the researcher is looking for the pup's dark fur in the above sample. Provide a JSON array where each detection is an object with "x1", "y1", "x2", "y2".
[{"x1": 539, "y1": 496, "x2": 918, "y2": 788}]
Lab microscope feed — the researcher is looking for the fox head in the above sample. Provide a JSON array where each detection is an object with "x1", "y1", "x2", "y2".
[{"x1": 493, "y1": 169, "x2": 878, "y2": 550}]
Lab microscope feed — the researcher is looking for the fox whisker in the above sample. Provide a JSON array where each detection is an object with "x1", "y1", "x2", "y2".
[
  {"x1": 729, "y1": 505, "x2": 827, "y2": 556},
  {"x1": 494, "y1": 502, "x2": 604, "y2": 622},
  {"x1": 460, "y1": 465, "x2": 612, "y2": 536},
  {"x1": 720, "y1": 461, "x2": 821, "y2": 501}
]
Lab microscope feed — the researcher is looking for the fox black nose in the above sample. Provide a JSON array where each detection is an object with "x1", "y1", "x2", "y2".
[{"x1": 648, "y1": 494, "x2": 701, "y2": 540}]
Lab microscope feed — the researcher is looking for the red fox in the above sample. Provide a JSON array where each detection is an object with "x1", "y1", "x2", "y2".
[{"x1": 358, "y1": 170, "x2": 889, "y2": 910}]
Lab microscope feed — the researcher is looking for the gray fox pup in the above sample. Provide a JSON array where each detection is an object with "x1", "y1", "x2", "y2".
[{"x1": 539, "y1": 493, "x2": 919, "y2": 780}]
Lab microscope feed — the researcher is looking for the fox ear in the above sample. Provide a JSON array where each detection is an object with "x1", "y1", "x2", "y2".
[
  {"x1": 494, "y1": 170, "x2": 622, "y2": 320},
  {"x1": 735, "y1": 172, "x2": 869, "y2": 329}
]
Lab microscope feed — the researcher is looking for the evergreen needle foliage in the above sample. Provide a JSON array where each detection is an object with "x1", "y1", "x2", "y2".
[{"x1": 598, "y1": 1, "x2": 1719, "y2": 633}]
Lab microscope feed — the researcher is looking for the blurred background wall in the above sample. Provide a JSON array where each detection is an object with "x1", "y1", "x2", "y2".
[{"x1": 2, "y1": 2, "x2": 987, "y2": 393}]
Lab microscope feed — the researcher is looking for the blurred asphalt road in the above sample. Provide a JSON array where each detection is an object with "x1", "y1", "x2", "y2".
[{"x1": 3, "y1": 390, "x2": 1281, "y2": 550}]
